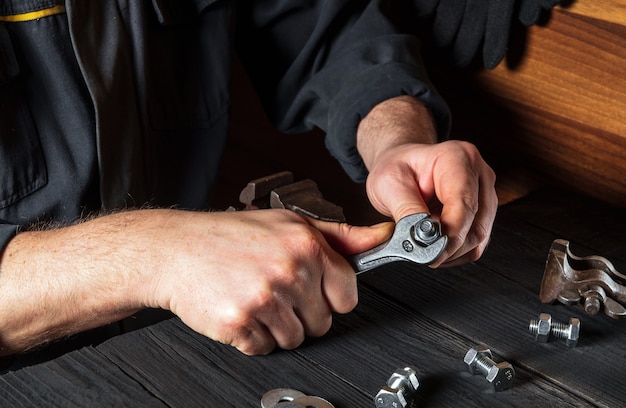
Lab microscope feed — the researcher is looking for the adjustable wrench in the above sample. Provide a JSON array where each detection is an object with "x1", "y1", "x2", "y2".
[{"x1": 351, "y1": 213, "x2": 447, "y2": 274}]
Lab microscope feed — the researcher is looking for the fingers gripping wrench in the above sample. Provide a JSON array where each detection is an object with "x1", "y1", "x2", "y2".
[{"x1": 351, "y1": 213, "x2": 447, "y2": 274}]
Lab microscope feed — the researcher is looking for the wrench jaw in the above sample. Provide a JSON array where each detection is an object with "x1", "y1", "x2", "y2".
[{"x1": 352, "y1": 213, "x2": 448, "y2": 274}]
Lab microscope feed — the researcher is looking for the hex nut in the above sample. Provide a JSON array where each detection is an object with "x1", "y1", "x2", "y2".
[
  {"x1": 486, "y1": 362, "x2": 516, "y2": 391},
  {"x1": 566, "y1": 318, "x2": 581, "y2": 348},
  {"x1": 463, "y1": 348, "x2": 492, "y2": 375},
  {"x1": 536, "y1": 313, "x2": 552, "y2": 342},
  {"x1": 375, "y1": 386, "x2": 408, "y2": 408},
  {"x1": 388, "y1": 367, "x2": 419, "y2": 393}
]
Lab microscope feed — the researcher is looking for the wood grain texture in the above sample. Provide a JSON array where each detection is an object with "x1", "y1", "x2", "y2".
[
  {"x1": 432, "y1": 8, "x2": 626, "y2": 209},
  {"x1": 1, "y1": 188, "x2": 623, "y2": 407},
  {"x1": 566, "y1": 1, "x2": 626, "y2": 27}
]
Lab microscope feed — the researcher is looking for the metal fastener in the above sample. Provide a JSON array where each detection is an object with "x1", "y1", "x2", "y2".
[
  {"x1": 529, "y1": 313, "x2": 580, "y2": 348},
  {"x1": 374, "y1": 367, "x2": 419, "y2": 408},
  {"x1": 464, "y1": 348, "x2": 515, "y2": 391},
  {"x1": 261, "y1": 389, "x2": 334, "y2": 408}
]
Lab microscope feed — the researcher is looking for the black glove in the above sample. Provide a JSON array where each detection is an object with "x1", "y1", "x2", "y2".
[
  {"x1": 518, "y1": 0, "x2": 563, "y2": 26},
  {"x1": 412, "y1": 0, "x2": 562, "y2": 69}
]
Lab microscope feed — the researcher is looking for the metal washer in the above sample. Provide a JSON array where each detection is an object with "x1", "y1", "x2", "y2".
[{"x1": 261, "y1": 388, "x2": 307, "y2": 408}]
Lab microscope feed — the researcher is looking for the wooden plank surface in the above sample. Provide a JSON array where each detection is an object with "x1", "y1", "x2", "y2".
[
  {"x1": 566, "y1": 0, "x2": 626, "y2": 27},
  {"x1": 430, "y1": 7, "x2": 626, "y2": 210},
  {"x1": 0, "y1": 188, "x2": 623, "y2": 407}
]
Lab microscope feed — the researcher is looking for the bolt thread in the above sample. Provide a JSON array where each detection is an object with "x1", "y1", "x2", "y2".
[
  {"x1": 529, "y1": 320, "x2": 539, "y2": 334},
  {"x1": 584, "y1": 296, "x2": 601, "y2": 315},
  {"x1": 474, "y1": 355, "x2": 496, "y2": 376},
  {"x1": 388, "y1": 377, "x2": 409, "y2": 393},
  {"x1": 551, "y1": 322, "x2": 571, "y2": 339}
]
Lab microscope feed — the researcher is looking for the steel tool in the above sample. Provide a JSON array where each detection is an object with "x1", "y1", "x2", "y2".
[
  {"x1": 236, "y1": 172, "x2": 447, "y2": 273},
  {"x1": 540, "y1": 239, "x2": 626, "y2": 319},
  {"x1": 238, "y1": 171, "x2": 345, "y2": 222},
  {"x1": 351, "y1": 213, "x2": 447, "y2": 274}
]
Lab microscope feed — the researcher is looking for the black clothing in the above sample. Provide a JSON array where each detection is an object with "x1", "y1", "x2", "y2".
[
  {"x1": 0, "y1": 0, "x2": 450, "y2": 252},
  {"x1": 405, "y1": 0, "x2": 562, "y2": 68}
]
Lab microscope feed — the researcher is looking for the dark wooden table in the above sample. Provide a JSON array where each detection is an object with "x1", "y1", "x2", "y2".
[{"x1": 1, "y1": 188, "x2": 625, "y2": 407}]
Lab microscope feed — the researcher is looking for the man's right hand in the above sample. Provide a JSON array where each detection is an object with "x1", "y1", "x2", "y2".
[
  {"x1": 149, "y1": 209, "x2": 393, "y2": 355},
  {"x1": 0, "y1": 208, "x2": 393, "y2": 356}
]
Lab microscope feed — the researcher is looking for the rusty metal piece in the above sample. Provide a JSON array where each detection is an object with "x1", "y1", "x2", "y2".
[
  {"x1": 540, "y1": 239, "x2": 626, "y2": 319},
  {"x1": 239, "y1": 171, "x2": 294, "y2": 210},
  {"x1": 238, "y1": 171, "x2": 345, "y2": 223}
]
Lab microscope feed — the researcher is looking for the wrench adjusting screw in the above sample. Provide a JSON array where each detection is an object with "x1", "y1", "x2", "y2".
[
  {"x1": 374, "y1": 366, "x2": 419, "y2": 408},
  {"x1": 464, "y1": 348, "x2": 515, "y2": 391},
  {"x1": 402, "y1": 240, "x2": 414, "y2": 252},
  {"x1": 529, "y1": 313, "x2": 580, "y2": 348}
]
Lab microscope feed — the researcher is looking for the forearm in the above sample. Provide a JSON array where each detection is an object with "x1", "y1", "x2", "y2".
[
  {"x1": 356, "y1": 95, "x2": 438, "y2": 171},
  {"x1": 0, "y1": 210, "x2": 165, "y2": 355}
]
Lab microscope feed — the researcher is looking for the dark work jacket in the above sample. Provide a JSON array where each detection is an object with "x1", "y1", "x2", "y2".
[
  {"x1": 0, "y1": 0, "x2": 450, "y2": 250},
  {"x1": 0, "y1": 0, "x2": 450, "y2": 253}
]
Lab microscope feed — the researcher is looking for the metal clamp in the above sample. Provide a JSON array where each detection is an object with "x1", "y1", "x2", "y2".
[
  {"x1": 540, "y1": 239, "x2": 626, "y2": 319},
  {"x1": 238, "y1": 171, "x2": 345, "y2": 222},
  {"x1": 351, "y1": 213, "x2": 447, "y2": 274}
]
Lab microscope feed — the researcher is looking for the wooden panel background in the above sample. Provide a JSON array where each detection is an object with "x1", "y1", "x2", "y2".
[{"x1": 429, "y1": 3, "x2": 626, "y2": 208}]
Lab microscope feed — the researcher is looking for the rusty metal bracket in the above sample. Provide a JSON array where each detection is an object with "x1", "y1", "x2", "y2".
[
  {"x1": 237, "y1": 171, "x2": 345, "y2": 223},
  {"x1": 539, "y1": 239, "x2": 626, "y2": 319}
]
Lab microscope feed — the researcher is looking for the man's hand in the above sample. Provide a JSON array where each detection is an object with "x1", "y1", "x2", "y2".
[
  {"x1": 150, "y1": 209, "x2": 393, "y2": 355},
  {"x1": 357, "y1": 96, "x2": 498, "y2": 267},
  {"x1": 0, "y1": 209, "x2": 393, "y2": 356}
]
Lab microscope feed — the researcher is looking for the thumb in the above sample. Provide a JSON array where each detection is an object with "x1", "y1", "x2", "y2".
[
  {"x1": 366, "y1": 172, "x2": 431, "y2": 222},
  {"x1": 305, "y1": 219, "x2": 395, "y2": 256}
]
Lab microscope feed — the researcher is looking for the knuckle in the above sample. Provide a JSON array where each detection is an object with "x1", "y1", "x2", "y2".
[
  {"x1": 335, "y1": 289, "x2": 358, "y2": 314},
  {"x1": 307, "y1": 314, "x2": 333, "y2": 338},
  {"x1": 237, "y1": 341, "x2": 273, "y2": 356},
  {"x1": 293, "y1": 227, "x2": 324, "y2": 255},
  {"x1": 280, "y1": 332, "x2": 305, "y2": 350},
  {"x1": 222, "y1": 307, "x2": 254, "y2": 334},
  {"x1": 460, "y1": 191, "x2": 480, "y2": 216},
  {"x1": 467, "y1": 247, "x2": 482, "y2": 263},
  {"x1": 471, "y1": 220, "x2": 492, "y2": 246}
]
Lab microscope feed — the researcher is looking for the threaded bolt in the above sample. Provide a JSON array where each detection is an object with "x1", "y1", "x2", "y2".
[
  {"x1": 374, "y1": 367, "x2": 419, "y2": 408},
  {"x1": 464, "y1": 348, "x2": 515, "y2": 391},
  {"x1": 584, "y1": 295, "x2": 601, "y2": 315},
  {"x1": 413, "y1": 218, "x2": 440, "y2": 244},
  {"x1": 529, "y1": 314, "x2": 580, "y2": 348}
]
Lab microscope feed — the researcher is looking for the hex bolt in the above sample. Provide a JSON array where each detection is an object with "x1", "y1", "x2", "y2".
[
  {"x1": 529, "y1": 313, "x2": 581, "y2": 348},
  {"x1": 583, "y1": 294, "x2": 601, "y2": 315},
  {"x1": 413, "y1": 218, "x2": 440, "y2": 244},
  {"x1": 582, "y1": 286, "x2": 605, "y2": 316},
  {"x1": 374, "y1": 367, "x2": 419, "y2": 408},
  {"x1": 528, "y1": 313, "x2": 552, "y2": 343},
  {"x1": 463, "y1": 348, "x2": 515, "y2": 391}
]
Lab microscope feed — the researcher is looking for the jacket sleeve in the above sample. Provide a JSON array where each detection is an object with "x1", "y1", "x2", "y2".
[{"x1": 234, "y1": 0, "x2": 450, "y2": 183}]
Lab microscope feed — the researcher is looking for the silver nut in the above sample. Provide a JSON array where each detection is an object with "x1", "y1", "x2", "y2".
[
  {"x1": 463, "y1": 348, "x2": 492, "y2": 375},
  {"x1": 388, "y1": 367, "x2": 419, "y2": 393},
  {"x1": 375, "y1": 386, "x2": 408, "y2": 408},
  {"x1": 486, "y1": 363, "x2": 516, "y2": 391},
  {"x1": 565, "y1": 318, "x2": 581, "y2": 348},
  {"x1": 536, "y1": 313, "x2": 552, "y2": 342}
]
